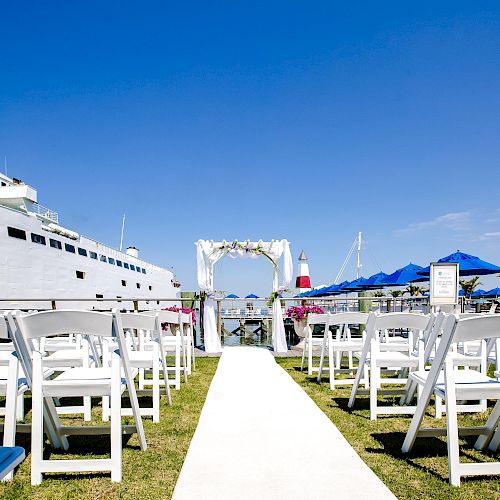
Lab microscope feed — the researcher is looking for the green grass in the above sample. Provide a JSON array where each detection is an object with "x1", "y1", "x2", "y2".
[
  {"x1": 0, "y1": 357, "x2": 219, "y2": 500},
  {"x1": 276, "y1": 357, "x2": 500, "y2": 500}
]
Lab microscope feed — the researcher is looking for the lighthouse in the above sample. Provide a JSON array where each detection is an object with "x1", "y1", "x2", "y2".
[{"x1": 295, "y1": 250, "x2": 311, "y2": 293}]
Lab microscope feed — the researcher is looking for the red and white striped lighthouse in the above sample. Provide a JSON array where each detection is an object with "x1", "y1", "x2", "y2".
[{"x1": 295, "y1": 250, "x2": 311, "y2": 292}]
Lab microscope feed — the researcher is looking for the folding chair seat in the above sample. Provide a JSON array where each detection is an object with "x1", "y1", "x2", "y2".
[
  {"x1": 348, "y1": 312, "x2": 431, "y2": 420},
  {"x1": 12, "y1": 309, "x2": 147, "y2": 485},
  {"x1": 317, "y1": 312, "x2": 369, "y2": 389},
  {"x1": 402, "y1": 314, "x2": 500, "y2": 486},
  {"x1": 0, "y1": 446, "x2": 25, "y2": 481}
]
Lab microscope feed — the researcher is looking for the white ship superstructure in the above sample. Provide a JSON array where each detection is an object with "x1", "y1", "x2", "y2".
[{"x1": 0, "y1": 173, "x2": 180, "y2": 309}]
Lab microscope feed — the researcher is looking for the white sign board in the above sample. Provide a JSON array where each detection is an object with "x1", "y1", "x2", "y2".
[{"x1": 430, "y1": 262, "x2": 459, "y2": 306}]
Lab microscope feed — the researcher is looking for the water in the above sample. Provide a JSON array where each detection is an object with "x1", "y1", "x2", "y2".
[{"x1": 221, "y1": 319, "x2": 272, "y2": 348}]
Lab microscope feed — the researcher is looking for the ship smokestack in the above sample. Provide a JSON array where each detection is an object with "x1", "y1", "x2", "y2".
[{"x1": 126, "y1": 246, "x2": 139, "y2": 258}]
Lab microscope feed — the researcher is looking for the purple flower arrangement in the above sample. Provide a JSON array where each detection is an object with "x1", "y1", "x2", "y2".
[
  {"x1": 161, "y1": 306, "x2": 197, "y2": 330},
  {"x1": 286, "y1": 305, "x2": 324, "y2": 320}
]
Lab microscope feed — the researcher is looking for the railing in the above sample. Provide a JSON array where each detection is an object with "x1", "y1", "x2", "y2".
[
  {"x1": 1, "y1": 294, "x2": 490, "y2": 348},
  {"x1": 25, "y1": 201, "x2": 59, "y2": 223}
]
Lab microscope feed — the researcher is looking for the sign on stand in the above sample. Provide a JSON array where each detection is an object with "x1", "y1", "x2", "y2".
[{"x1": 430, "y1": 262, "x2": 459, "y2": 307}]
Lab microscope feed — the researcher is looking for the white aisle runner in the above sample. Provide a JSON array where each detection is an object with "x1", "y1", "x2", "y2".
[{"x1": 172, "y1": 347, "x2": 395, "y2": 500}]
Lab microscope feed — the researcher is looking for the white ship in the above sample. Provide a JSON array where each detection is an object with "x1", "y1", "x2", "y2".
[{"x1": 0, "y1": 173, "x2": 180, "y2": 310}]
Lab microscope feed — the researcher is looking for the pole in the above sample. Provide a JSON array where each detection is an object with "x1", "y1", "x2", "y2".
[
  {"x1": 356, "y1": 231, "x2": 362, "y2": 279},
  {"x1": 119, "y1": 214, "x2": 126, "y2": 251}
]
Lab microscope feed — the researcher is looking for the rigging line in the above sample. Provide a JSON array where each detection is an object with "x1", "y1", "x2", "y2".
[{"x1": 334, "y1": 236, "x2": 357, "y2": 284}]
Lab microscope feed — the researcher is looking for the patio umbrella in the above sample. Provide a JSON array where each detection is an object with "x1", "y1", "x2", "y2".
[
  {"x1": 354, "y1": 272, "x2": 389, "y2": 290},
  {"x1": 245, "y1": 293, "x2": 259, "y2": 299},
  {"x1": 484, "y1": 288, "x2": 500, "y2": 298},
  {"x1": 471, "y1": 289, "x2": 488, "y2": 298},
  {"x1": 226, "y1": 293, "x2": 239, "y2": 299},
  {"x1": 381, "y1": 264, "x2": 425, "y2": 286},
  {"x1": 416, "y1": 251, "x2": 500, "y2": 278},
  {"x1": 307, "y1": 286, "x2": 331, "y2": 297}
]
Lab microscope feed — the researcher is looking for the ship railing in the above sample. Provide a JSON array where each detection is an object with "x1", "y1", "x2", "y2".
[
  {"x1": 25, "y1": 201, "x2": 59, "y2": 223},
  {"x1": 79, "y1": 235, "x2": 167, "y2": 273}
]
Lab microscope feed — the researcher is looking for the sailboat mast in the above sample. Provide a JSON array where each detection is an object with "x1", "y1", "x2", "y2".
[{"x1": 356, "y1": 231, "x2": 362, "y2": 279}]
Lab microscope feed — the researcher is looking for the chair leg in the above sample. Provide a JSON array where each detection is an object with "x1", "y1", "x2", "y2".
[
  {"x1": 102, "y1": 396, "x2": 110, "y2": 422},
  {"x1": 435, "y1": 395, "x2": 443, "y2": 419},
  {"x1": 317, "y1": 334, "x2": 327, "y2": 383},
  {"x1": 300, "y1": 338, "x2": 307, "y2": 371},
  {"x1": 16, "y1": 393, "x2": 24, "y2": 422},
  {"x1": 329, "y1": 342, "x2": 335, "y2": 390},
  {"x1": 31, "y1": 353, "x2": 44, "y2": 486},
  {"x1": 152, "y1": 350, "x2": 160, "y2": 423},
  {"x1": 307, "y1": 334, "x2": 313, "y2": 376},
  {"x1": 139, "y1": 368, "x2": 145, "y2": 390},
  {"x1": 445, "y1": 388, "x2": 461, "y2": 486},
  {"x1": 476, "y1": 399, "x2": 500, "y2": 450},
  {"x1": 370, "y1": 363, "x2": 379, "y2": 421},
  {"x1": 110, "y1": 357, "x2": 122, "y2": 483},
  {"x1": 175, "y1": 343, "x2": 181, "y2": 390}
]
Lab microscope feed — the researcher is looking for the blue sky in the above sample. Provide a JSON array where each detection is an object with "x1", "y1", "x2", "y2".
[{"x1": 2, "y1": 2, "x2": 500, "y2": 295}]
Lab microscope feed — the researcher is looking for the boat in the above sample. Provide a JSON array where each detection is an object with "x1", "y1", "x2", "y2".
[{"x1": 0, "y1": 172, "x2": 180, "y2": 310}]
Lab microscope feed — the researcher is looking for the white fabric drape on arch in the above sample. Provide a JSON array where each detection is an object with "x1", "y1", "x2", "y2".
[{"x1": 196, "y1": 239, "x2": 293, "y2": 353}]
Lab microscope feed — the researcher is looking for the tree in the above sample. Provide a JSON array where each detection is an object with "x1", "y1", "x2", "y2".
[
  {"x1": 404, "y1": 284, "x2": 423, "y2": 296},
  {"x1": 389, "y1": 289, "x2": 403, "y2": 298},
  {"x1": 372, "y1": 290, "x2": 385, "y2": 297},
  {"x1": 459, "y1": 276, "x2": 481, "y2": 298}
]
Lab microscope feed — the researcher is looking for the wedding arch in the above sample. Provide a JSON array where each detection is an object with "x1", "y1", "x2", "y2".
[{"x1": 196, "y1": 239, "x2": 293, "y2": 353}]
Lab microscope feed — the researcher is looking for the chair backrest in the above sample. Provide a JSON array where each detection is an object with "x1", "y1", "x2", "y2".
[
  {"x1": 453, "y1": 314, "x2": 500, "y2": 344},
  {"x1": 372, "y1": 312, "x2": 430, "y2": 333},
  {"x1": 307, "y1": 313, "x2": 329, "y2": 326},
  {"x1": 0, "y1": 314, "x2": 9, "y2": 340},
  {"x1": 119, "y1": 312, "x2": 156, "y2": 331},
  {"x1": 150, "y1": 310, "x2": 180, "y2": 325},
  {"x1": 328, "y1": 312, "x2": 369, "y2": 327},
  {"x1": 16, "y1": 310, "x2": 113, "y2": 340}
]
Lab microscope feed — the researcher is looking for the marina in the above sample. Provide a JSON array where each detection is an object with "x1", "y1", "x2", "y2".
[{"x1": 2, "y1": 3, "x2": 500, "y2": 499}]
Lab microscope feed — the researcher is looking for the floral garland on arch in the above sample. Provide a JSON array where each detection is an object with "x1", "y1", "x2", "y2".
[
  {"x1": 211, "y1": 240, "x2": 279, "y2": 273},
  {"x1": 161, "y1": 306, "x2": 197, "y2": 331}
]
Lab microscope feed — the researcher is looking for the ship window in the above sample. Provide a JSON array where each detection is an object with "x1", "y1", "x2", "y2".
[
  {"x1": 116, "y1": 296, "x2": 122, "y2": 303},
  {"x1": 89, "y1": 251, "x2": 97, "y2": 259},
  {"x1": 31, "y1": 233, "x2": 46, "y2": 245},
  {"x1": 1, "y1": 182, "x2": 6, "y2": 186},
  {"x1": 7, "y1": 226, "x2": 26, "y2": 240},
  {"x1": 136, "y1": 283, "x2": 140, "y2": 289},
  {"x1": 76, "y1": 271, "x2": 86, "y2": 279},
  {"x1": 50, "y1": 238, "x2": 62, "y2": 249},
  {"x1": 96, "y1": 294, "x2": 103, "y2": 299},
  {"x1": 108, "y1": 257, "x2": 115, "y2": 265},
  {"x1": 121, "y1": 280, "x2": 127, "y2": 287},
  {"x1": 130, "y1": 265, "x2": 135, "y2": 271},
  {"x1": 157, "y1": 301, "x2": 160, "y2": 305},
  {"x1": 78, "y1": 248, "x2": 88, "y2": 257},
  {"x1": 149, "y1": 285, "x2": 152, "y2": 291},
  {"x1": 65, "y1": 243, "x2": 76, "y2": 253},
  {"x1": 142, "y1": 268, "x2": 146, "y2": 274},
  {"x1": 100, "y1": 255, "x2": 107, "y2": 262},
  {"x1": 136, "y1": 266, "x2": 141, "y2": 273},
  {"x1": 123, "y1": 263, "x2": 129, "y2": 269},
  {"x1": 116, "y1": 260, "x2": 122, "y2": 267}
]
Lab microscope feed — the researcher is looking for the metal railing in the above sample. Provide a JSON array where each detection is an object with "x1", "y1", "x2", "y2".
[{"x1": 25, "y1": 201, "x2": 59, "y2": 223}]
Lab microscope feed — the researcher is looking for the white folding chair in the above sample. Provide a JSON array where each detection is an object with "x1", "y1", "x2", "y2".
[
  {"x1": 301, "y1": 314, "x2": 329, "y2": 375},
  {"x1": 402, "y1": 314, "x2": 500, "y2": 486},
  {"x1": 13, "y1": 309, "x2": 147, "y2": 485},
  {"x1": 103, "y1": 312, "x2": 171, "y2": 423},
  {"x1": 348, "y1": 312, "x2": 430, "y2": 420},
  {"x1": 317, "y1": 312, "x2": 369, "y2": 389}
]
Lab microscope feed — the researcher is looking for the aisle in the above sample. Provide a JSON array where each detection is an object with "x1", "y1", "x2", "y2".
[{"x1": 172, "y1": 346, "x2": 395, "y2": 500}]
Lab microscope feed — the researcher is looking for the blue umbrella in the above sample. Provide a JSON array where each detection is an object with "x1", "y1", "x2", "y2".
[
  {"x1": 416, "y1": 251, "x2": 500, "y2": 278},
  {"x1": 226, "y1": 293, "x2": 239, "y2": 299},
  {"x1": 459, "y1": 289, "x2": 465, "y2": 297},
  {"x1": 307, "y1": 286, "x2": 331, "y2": 297},
  {"x1": 245, "y1": 293, "x2": 259, "y2": 299},
  {"x1": 471, "y1": 289, "x2": 488, "y2": 298},
  {"x1": 381, "y1": 264, "x2": 425, "y2": 286},
  {"x1": 354, "y1": 272, "x2": 389, "y2": 290},
  {"x1": 484, "y1": 288, "x2": 500, "y2": 298}
]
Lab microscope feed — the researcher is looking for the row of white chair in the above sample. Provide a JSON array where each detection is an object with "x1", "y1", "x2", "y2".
[
  {"x1": 0, "y1": 308, "x2": 196, "y2": 484},
  {"x1": 303, "y1": 310, "x2": 500, "y2": 486}
]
